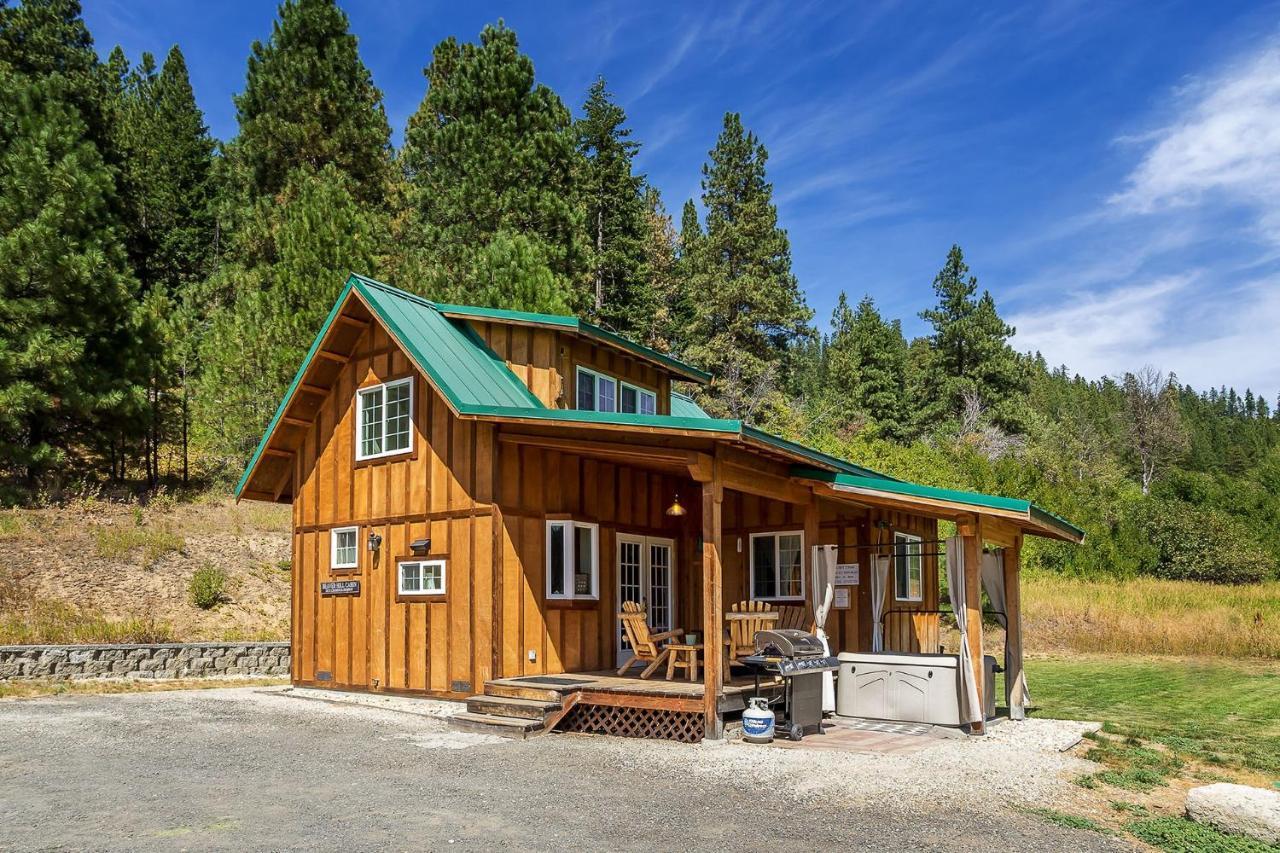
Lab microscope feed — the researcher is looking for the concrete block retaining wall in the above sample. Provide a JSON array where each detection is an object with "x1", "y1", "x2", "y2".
[{"x1": 0, "y1": 642, "x2": 290, "y2": 681}]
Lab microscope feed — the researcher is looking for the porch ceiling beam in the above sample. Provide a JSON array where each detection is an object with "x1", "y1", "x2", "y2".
[
  {"x1": 722, "y1": 462, "x2": 811, "y2": 505},
  {"x1": 497, "y1": 432, "x2": 700, "y2": 472},
  {"x1": 299, "y1": 382, "x2": 329, "y2": 396},
  {"x1": 271, "y1": 463, "x2": 292, "y2": 501},
  {"x1": 317, "y1": 349, "x2": 348, "y2": 363},
  {"x1": 263, "y1": 447, "x2": 294, "y2": 459},
  {"x1": 281, "y1": 415, "x2": 311, "y2": 428},
  {"x1": 336, "y1": 314, "x2": 370, "y2": 328}
]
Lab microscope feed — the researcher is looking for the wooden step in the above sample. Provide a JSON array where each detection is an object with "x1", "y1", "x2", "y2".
[
  {"x1": 449, "y1": 711, "x2": 544, "y2": 740},
  {"x1": 466, "y1": 695, "x2": 560, "y2": 721},
  {"x1": 482, "y1": 681, "x2": 566, "y2": 703}
]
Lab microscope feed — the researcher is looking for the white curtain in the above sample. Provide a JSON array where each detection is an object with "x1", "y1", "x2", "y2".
[
  {"x1": 870, "y1": 555, "x2": 890, "y2": 652},
  {"x1": 946, "y1": 537, "x2": 982, "y2": 725},
  {"x1": 810, "y1": 544, "x2": 837, "y2": 712},
  {"x1": 981, "y1": 550, "x2": 1030, "y2": 719}
]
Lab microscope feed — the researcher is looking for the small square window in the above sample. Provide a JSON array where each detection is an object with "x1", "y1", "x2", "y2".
[
  {"x1": 398, "y1": 560, "x2": 445, "y2": 596},
  {"x1": 331, "y1": 526, "x2": 358, "y2": 570}
]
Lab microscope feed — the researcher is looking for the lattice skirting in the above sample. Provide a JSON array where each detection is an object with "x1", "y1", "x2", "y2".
[{"x1": 556, "y1": 703, "x2": 705, "y2": 743}]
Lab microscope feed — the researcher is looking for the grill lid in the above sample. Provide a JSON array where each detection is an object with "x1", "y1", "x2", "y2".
[{"x1": 753, "y1": 628, "x2": 824, "y2": 658}]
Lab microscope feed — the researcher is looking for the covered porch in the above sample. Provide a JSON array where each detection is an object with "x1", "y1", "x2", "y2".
[{"x1": 478, "y1": 427, "x2": 1081, "y2": 742}]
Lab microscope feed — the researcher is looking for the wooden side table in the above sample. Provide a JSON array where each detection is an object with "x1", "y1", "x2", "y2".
[{"x1": 665, "y1": 643, "x2": 703, "y2": 682}]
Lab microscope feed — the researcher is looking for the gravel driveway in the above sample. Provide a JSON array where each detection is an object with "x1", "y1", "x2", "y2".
[{"x1": 0, "y1": 687, "x2": 1131, "y2": 852}]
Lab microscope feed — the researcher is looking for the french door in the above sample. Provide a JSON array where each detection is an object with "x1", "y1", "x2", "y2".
[{"x1": 616, "y1": 534, "x2": 676, "y2": 665}]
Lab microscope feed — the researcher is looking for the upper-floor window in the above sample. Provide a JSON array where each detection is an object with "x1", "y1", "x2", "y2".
[
  {"x1": 576, "y1": 366, "x2": 655, "y2": 415},
  {"x1": 356, "y1": 377, "x2": 413, "y2": 461}
]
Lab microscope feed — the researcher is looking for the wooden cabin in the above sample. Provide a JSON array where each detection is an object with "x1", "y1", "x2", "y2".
[{"x1": 238, "y1": 273, "x2": 1083, "y2": 741}]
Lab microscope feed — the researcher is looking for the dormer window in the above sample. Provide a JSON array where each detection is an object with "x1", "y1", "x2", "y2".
[
  {"x1": 356, "y1": 377, "x2": 413, "y2": 461},
  {"x1": 576, "y1": 367, "x2": 655, "y2": 415}
]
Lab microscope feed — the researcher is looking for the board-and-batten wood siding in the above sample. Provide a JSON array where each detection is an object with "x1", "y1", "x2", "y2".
[
  {"x1": 289, "y1": 323, "x2": 940, "y2": 698},
  {"x1": 466, "y1": 320, "x2": 672, "y2": 414},
  {"x1": 719, "y1": 496, "x2": 940, "y2": 656},
  {"x1": 291, "y1": 322, "x2": 496, "y2": 695}
]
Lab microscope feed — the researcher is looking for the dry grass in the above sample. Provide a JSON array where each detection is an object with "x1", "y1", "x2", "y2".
[
  {"x1": 1020, "y1": 575, "x2": 1280, "y2": 659},
  {"x1": 93, "y1": 525, "x2": 185, "y2": 563},
  {"x1": 0, "y1": 676, "x2": 288, "y2": 700},
  {"x1": 0, "y1": 576, "x2": 176, "y2": 645}
]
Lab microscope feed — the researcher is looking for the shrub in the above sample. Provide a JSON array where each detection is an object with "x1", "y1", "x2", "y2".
[
  {"x1": 1133, "y1": 499, "x2": 1274, "y2": 584},
  {"x1": 190, "y1": 564, "x2": 227, "y2": 610}
]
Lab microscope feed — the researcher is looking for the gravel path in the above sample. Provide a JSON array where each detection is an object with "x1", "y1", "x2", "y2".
[{"x1": 0, "y1": 687, "x2": 1131, "y2": 852}]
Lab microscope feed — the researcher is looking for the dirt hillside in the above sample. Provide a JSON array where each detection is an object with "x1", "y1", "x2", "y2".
[{"x1": 1, "y1": 496, "x2": 291, "y2": 642}]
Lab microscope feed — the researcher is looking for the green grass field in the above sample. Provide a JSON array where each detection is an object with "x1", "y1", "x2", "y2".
[
  {"x1": 1026, "y1": 656, "x2": 1280, "y2": 779},
  {"x1": 1020, "y1": 655, "x2": 1280, "y2": 852}
]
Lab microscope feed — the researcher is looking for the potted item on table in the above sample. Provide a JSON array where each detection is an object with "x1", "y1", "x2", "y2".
[{"x1": 684, "y1": 632, "x2": 700, "y2": 645}]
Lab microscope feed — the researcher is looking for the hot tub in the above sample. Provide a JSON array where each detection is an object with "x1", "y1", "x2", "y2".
[{"x1": 835, "y1": 651, "x2": 996, "y2": 726}]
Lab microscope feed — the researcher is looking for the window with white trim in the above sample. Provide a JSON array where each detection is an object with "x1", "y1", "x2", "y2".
[
  {"x1": 331, "y1": 526, "x2": 358, "y2": 570},
  {"x1": 749, "y1": 531, "x2": 804, "y2": 600},
  {"x1": 398, "y1": 559, "x2": 445, "y2": 596},
  {"x1": 894, "y1": 532, "x2": 923, "y2": 601},
  {"x1": 546, "y1": 520, "x2": 599, "y2": 600},
  {"x1": 356, "y1": 377, "x2": 413, "y2": 461},
  {"x1": 620, "y1": 381, "x2": 657, "y2": 415},
  {"x1": 575, "y1": 367, "x2": 616, "y2": 413}
]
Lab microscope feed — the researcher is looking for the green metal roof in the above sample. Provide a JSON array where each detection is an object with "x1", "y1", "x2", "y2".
[
  {"x1": 237, "y1": 273, "x2": 893, "y2": 499},
  {"x1": 355, "y1": 276, "x2": 545, "y2": 412},
  {"x1": 791, "y1": 467, "x2": 1085, "y2": 542},
  {"x1": 432, "y1": 301, "x2": 712, "y2": 383},
  {"x1": 670, "y1": 391, "x2": 711, "y2": 419}
]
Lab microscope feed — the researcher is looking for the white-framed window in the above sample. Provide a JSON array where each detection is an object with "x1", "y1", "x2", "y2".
[
  {"x1": 398, "y1": 559, "x2": 446, "y2": 596},
  {"x1": 749, "y1": 531, "x2": 805, "y2": 600},
  {"x1": 575, "y1": 367, "x2": 617, "y2": 413},
  {"x1": 546, "y1": 519, "x2": 599, "y2": 600},
  {"x1": 894, "y1": 532, "x2": 923, "y2": 601},
  {"x1": 620, "y1": 381, "x2": 657, "y2": 416},
  {"x1": 356, "y1": 377, "x2": 413, "y2": 461},
  {"x1": 331, "y1": 526, "x2": 358, "y2": 570}
]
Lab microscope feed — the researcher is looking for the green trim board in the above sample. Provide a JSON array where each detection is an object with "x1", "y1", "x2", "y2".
[
  {"x1": 792, "y1": 467, "x2": 1085, "y2": 542},
  {"x1": 433, "y1": 301, "x2": 711, "y2": 383},
  {"x1": 235, "y1": 277, "x2": 357, "y2": 498}
]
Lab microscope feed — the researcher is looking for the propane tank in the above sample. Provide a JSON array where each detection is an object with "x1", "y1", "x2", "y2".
[{"x1": 742, "y1": 697, "x2": 775, "y2": 743}]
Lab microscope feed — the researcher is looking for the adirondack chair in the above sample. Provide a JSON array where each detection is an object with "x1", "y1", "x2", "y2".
[
  {"x1": 617, "y1": 601, "x2": 683, "y2": 678},
  {"x1": 724, "y1": 600, "x2": 779, "y2": 668},
  {"x1": 775, "y1": 604, "x2": 815, "y2": 633}
]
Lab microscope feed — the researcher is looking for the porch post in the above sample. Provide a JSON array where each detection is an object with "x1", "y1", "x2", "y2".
[
  {"x1": 1004, "y1": 534, "x2": 1026, "y2": 720},
  {"x1": 960, "y1": 516, "x2": 986, "y2": 735},
  {"x1": 700, "y1": 454, "x2": 724, "y2": 740}
]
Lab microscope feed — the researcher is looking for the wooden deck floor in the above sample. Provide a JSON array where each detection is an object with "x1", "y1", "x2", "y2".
[{"x1": 486, "y1": 669, "x2": 782, "y2": 713}]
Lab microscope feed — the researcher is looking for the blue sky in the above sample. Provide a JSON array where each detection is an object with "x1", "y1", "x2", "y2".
[{"x1": 86, "y1": 1, "x2": 1280, "y2": 397}]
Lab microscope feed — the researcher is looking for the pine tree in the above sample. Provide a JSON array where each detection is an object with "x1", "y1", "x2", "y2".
[
  {"x1": 105, "y1": 45, "x2": 216, "y2": 485},
  {"x1": 0, "y1": 2, "x2": 140, "y2": 488},
  {"x1": 684, "y1": 113, "x2": 812, "y2": 421},
  {"x1": 826, "y1": 293, "x2": 910, "y2": 439},
  {"x1": 635, "y1": 187, "x2": 680, "y2": 352},
  {"x1": 196, "y1": 165, "x2": 386, "y2": 469},
  {"x1": 918, "y1": 244, "x2": 1026, "y2": 431},
  {"x1": 575, "y1": 76, "x2": 648, "y2": 332},
  {"x1": 400, "y1": 22, "x2": 583, "y2": 310},
  {"x1": 234, "y1": 0, "x2": 391, "y2": 205}
]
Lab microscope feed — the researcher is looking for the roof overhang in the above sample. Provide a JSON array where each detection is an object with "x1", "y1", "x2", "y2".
[{"x1": 793, "y1": 467, "x2": 1085, "y2": 544}]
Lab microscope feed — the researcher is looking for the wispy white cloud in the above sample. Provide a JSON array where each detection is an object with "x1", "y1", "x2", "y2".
[
  {"x1": 1111, "y1": 36, "x2": 1280, "y2": 240},
  {"x1": 1010, "y1": 275, "x2": 1280, "y2": 391}
]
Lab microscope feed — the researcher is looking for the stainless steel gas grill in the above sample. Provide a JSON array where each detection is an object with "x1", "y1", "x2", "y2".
[{"x1": 739, "y1": 629, "x2": 840, "y2": 741}]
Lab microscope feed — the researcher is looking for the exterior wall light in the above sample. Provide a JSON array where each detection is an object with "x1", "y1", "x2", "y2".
[
  {"x1": 665, "y1": 492, "x2": 686, "y2": 517},
  {"x1": 367, "y1": 532, "x2": 382, "y2": 552},
  {"x1": 410, "y1": 538, "x2": 431, "y2": 555}
]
